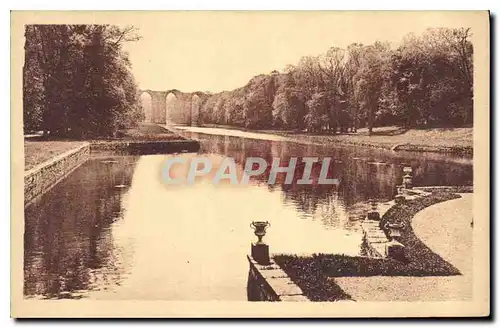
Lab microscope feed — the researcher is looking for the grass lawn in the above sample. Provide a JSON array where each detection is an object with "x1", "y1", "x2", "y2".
[
  {"x1": 200, "y1": 124, "x2": 472, "y2": 154},
  {"x1": 116, "y1": 123, "x2": 184, "y2": 141},
  {"x1": 274, "y1": 192, "x2": 463, "y2": 301},
  {"x1": 278, "y1": 126, "x2": 473, "y2": 153},
  {"x1": 24, "y1": 141, "x2": 86, "y2": 171}
]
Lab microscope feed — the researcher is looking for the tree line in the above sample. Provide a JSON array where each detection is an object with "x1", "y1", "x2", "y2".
[
  {"x1": 23, "y1": 24, "x2": 143, "y2": 138},
  {"x1": 199, "y1": 28, "x2": 473, "y2": 134}
]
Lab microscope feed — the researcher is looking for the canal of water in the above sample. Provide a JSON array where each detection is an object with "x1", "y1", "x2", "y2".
[{"x1": 23, "y1": 127, "x2": 472, "y2": 300}]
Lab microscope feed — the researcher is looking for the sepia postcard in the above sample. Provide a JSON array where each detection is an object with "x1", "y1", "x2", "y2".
[{"x1": 11, "y1": 10, "x2": 490, "y2": 318}]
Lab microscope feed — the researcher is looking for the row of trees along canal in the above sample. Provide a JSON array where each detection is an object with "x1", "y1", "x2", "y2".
[
  {"x1": 23, "y1": 26, "x2": 472, "y2": 138},
  {"x1": 23, "y1": 25, "x2": 144, "y2": 138},
  {"x1": 200, "y1": 28, "x2": 473, "y2": 133}
]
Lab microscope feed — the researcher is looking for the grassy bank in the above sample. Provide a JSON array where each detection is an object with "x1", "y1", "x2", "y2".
[
  {"x1": 115, "y1": 123, "x2": 184, "y2": 141},
  {"x1": 280, "y1": 126, "x2": 472, "y2": 152},
  {"x1": 24, "y1": 141, "x2": 86, "y2": 171},
  {"x1": 200, "y1": 124, "x2": 473, "y2": 155},
  {"x1": 274, "y1": 192, "x2": 463, "y2": 301},
  {"x1": 24, "y1": 123, "x2": 186, "y2": 170},
  {"x1": 414, "y1": 185, "x2": 474, "y2": 193}
]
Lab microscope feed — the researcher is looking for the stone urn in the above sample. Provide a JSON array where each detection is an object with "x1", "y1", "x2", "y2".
[
  {"x1": 250, "y1": 221, "x2": 270, "y2": 245},
  {"x1": 402, "y1": 166, "x2": 413, "y2": 189},
  {"x1": 367, "y1": 199, "x2": 380, "y2": 221},
  {"x1": 384, "y1": 221, "x2": 405, "y2": 240},
  {"x1": 250, "y1": 221, "x2": 271, "y2": 264}
]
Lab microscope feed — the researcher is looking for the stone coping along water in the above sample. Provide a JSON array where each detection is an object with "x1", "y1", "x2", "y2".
[{"x1": 24, "y1": 139, "x2": 201, "y2": 205}]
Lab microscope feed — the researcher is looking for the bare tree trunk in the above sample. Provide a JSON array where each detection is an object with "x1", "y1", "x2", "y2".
[{"x1": 368, "y1": 105, "x2": 374, "y2": 135}]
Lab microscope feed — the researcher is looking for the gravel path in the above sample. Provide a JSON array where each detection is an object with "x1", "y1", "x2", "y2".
[{"x1": 412, "y1": 194, "x2": 473, "y2": 277}]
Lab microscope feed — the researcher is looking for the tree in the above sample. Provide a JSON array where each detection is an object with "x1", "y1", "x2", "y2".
[
  {"x1": 272, "y1": 73, "x2": 306, "y2": 130},
  {"x1": 353, "y1": 42, "x2": 391, "y2": 134},
  {"x1": 305, "y1": 92, "x2": 329, "y2": 132},
  {"x1": 390, "y1": 28, "x2": 473, "y2": 127},
  {"x1": 318, "y1": 47, "x2": 345, "y2": 133},
  {"x1": 23, "y1": 24, "x2": 142, "y2": 138},
  {"x1": 23, "y1": 26, "x2": 45, "y2": 133},
  {"x1": 197, "y1": 27, "x2": 472, "y2": 131},
  {"x1": 344, "y1": 43, "x2": 365, "y2": 132}
]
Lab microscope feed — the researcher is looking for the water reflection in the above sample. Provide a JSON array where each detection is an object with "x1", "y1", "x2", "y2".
[
  {"x1": 23, "y1": 129, "x2": 472, "y2": 300},
  {"x1": 186, "y1": 130, "x2": 472, "y2": 207},
  {"x1": 24, "y1": 156, "x2": 139, "y2": 299}
]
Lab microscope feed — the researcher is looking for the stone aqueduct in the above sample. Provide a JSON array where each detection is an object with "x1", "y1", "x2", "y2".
[{"x1": 138, "y1": 89, "x2": 208, "y2": 126}]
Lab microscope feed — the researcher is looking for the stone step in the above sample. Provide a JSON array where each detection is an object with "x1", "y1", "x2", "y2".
[
  {"x1": 259, "y1": 269, "x2": 289, "y2": 279},
  {"x1": 280, "y1": 295, "x2": 309, "y2": 302},
  {"x1": 268, "y1": 278, "x2": 304, "y2": 297}
]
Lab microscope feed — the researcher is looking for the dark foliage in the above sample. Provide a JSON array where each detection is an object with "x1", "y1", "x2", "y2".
[
  {"x1": 272, "y1": 255, "x2": 353, "y2": 302},
  {"x1": 23, "y1": 25, "x2": 143, "y2": 138},
  {"x1": 200, "y1": 28, "x2": 473, "y2": 134}
]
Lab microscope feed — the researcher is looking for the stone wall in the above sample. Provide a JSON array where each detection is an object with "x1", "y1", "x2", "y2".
[
  {"x1": 247, "y1": 255, "x2": 309, "y2": 302},
  {"x1": 24, "y1": 139, "x2": 201, "y2": 205},
  {"x1": 360, "y1": 225, "x2": 388, "y2": 258},
  {"x1": 359, "y1": 201, "x2": 397, "y2": 258},
  {"x1": 24, "y1": 143, "x2": 90, "y2": 205},
  {"x1": 90, "y1": 140, "x2": 200, "y2": 155}
]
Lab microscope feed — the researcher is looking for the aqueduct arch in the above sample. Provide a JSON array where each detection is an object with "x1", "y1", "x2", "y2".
[
  {"x1": 165, "y1": 92, "x2": 178, "y2": 125},
  {"x1": 191, "y1": 94, "x2": 201, "y2": 126},
  {"x1": 138, "y1": 89, "x2": 205, "y2": 126},
  {"x1": 139, "y1": 92, "x2": 153, "y2": 123}
]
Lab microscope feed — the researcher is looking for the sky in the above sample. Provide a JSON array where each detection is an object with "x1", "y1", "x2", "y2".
[{"x1": 120, "y1": 11, "x2": 478, "y2": 93}]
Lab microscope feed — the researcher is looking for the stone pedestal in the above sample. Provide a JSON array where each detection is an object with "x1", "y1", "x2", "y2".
[
  {"x1": 395, "y1": 195, "x2": 406, "y2": 204},
  {"x1": 367, "y1": 211, "x2": 380, "y2": 221},
  {"x1": 403, "y1": 176, "x2": 413, "y2": 189},
  {"x1": 386, "y1": 240, "x2": 406, "y2": 262},
  {"x1": 251, "y1": 243, "x2": 270, "y2": 265}
]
